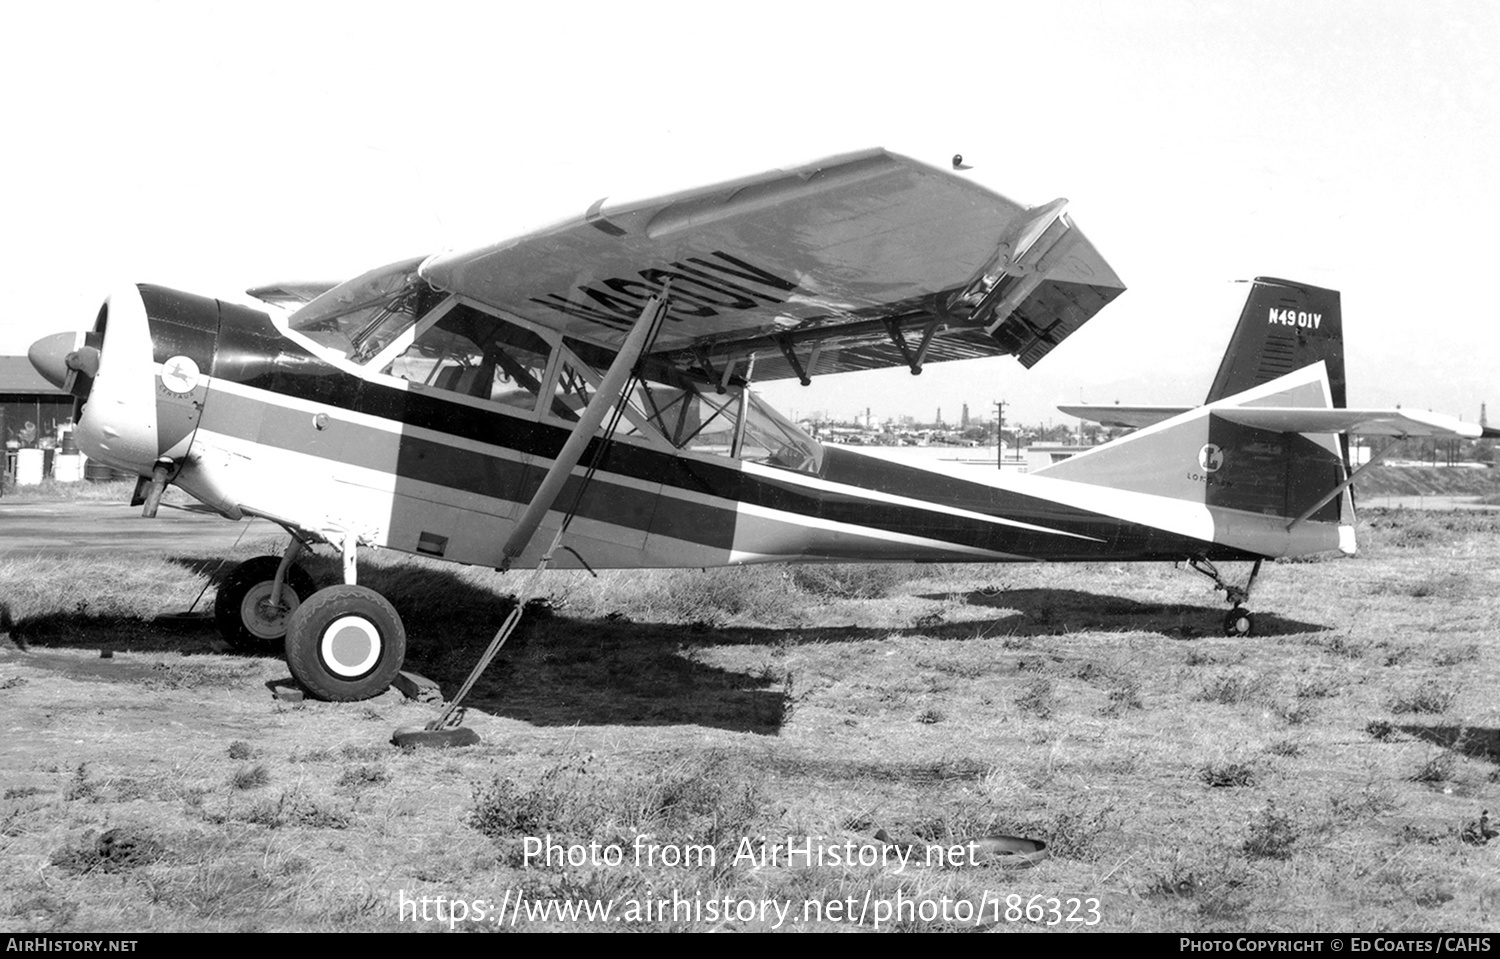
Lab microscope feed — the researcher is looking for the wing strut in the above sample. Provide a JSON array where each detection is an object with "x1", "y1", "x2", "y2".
[
  {"x1": 1285, "y1": 437, "x2": 1402, "y2": 531},
  {"x1": 399, "y1": 287, "x2": 673, "y2": 748},
  {"x1": 500, "y1": 285, "x2": 672, "y2": 568},
  {"x1": 776, "y1": 335, "x2": 811, "y2": 386},
  {"x1": 910, "y1": 320, "x2": 940, "y2": 375},
  {"x1": 883, "y1": 319, "x2": 918, "y2": 373}
]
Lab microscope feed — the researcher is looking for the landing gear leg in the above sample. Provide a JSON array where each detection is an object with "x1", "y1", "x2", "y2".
[
  {"x1": 1187, "y1": 557, "x2": 1263, "y2": 637},
  {"x1": 214, "y1": 539, "x2": 317, "y2": 651}
]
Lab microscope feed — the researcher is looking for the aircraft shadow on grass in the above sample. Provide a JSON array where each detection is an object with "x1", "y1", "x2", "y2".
[
  {"x1": 1400, "y1": 724, "x2": 1500, "y2": 765},
  {"x1": 2, "y1": 560, "x2": 1328, "y2": 736},
  {"x1": 917, "y1": 588, "x2": 1329, "y2": 639}
]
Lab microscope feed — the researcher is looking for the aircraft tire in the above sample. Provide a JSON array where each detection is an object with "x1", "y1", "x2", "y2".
[
  {"x1": 1223, "y1": 607, "x2": 1254, "y2": 638},
  {"x1": 284, "y1": 585, "x2": 406, "y2": 702},
  {"x1": 214, "y1": 556, "x2": 318, "y2": 652}
]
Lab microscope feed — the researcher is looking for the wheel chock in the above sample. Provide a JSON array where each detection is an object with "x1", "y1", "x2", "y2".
[
  {"x1": 391, "y1": 724, "x2": 480, "y2": 749},
  {"x1": 392, "y1": 670, "x2": 441, "y2": 703}
]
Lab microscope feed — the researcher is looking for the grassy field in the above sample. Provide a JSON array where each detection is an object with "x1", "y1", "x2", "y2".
[
  {"x1": 1356, "y1": 466, "x2": 1500, "y2": 498},
  {"x1": 1, "y1": 508, "x2": 1497, "y2": 932}
]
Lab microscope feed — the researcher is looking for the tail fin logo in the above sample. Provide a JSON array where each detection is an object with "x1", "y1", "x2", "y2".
[{"x1": 1198, "y1": 443, "x2": 1225, "y2": 473}]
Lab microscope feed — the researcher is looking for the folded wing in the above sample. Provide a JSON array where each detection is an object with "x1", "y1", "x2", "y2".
[{"x1": 420, "y1": 149, "x2": 1125, "y2": 383}]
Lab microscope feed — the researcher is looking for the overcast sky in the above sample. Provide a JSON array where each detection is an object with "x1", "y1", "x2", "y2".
[{"x1": 1, "y1": 0, "x2": 1494, "y2": 427}]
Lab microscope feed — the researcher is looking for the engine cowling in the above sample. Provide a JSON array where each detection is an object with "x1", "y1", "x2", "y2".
[{"x1": 29, "y1": 284, "x2": 223, "y2": 480}]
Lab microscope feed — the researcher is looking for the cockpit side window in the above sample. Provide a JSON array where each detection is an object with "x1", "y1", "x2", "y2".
[
  {"x1": 738, "y1": 393, "x2": 823, "y2": 473},
  {"x1": 612, "y1": 362, "x2": 821, "y2": 473},
  {"x1": 380, "y1": 304, "x2": 553, "y2": 411},
  {"x1": 628, "y1": 379, "x2": 739, "y2": 455}
]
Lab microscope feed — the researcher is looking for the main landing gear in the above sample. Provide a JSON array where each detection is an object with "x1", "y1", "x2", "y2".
[
  {"x1": 215, "y1": 535, "x2": 408, "y2": 701},
  {"x1": 1187, "y1": 557, "x2": 1263, "y2": 637},
  {"x1": 283, "y1": 584, "x2": 406, "y2": 702},
  {"x1": 214, "y1": 547, "x2": 317, "y2": 651}
]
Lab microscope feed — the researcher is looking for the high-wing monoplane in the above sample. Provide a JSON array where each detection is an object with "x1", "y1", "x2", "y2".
[{"x1": 28, "y1": 149, "x2": 1489, "y2": 702}]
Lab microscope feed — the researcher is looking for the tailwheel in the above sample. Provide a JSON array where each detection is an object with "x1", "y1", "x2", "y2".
[
  {"x1": 1223, "y1": 606, "x2": 1255, "y2": 638},
  {"x1": 214, "y1": 556, "x2": 317, "y2": 651},
  {"x1": 284, "y1": 585, "x2": 406, "y2": 702}
]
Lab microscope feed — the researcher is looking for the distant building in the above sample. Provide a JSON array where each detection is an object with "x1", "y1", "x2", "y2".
[
  {"x1": 961, "y1": 403, "x2": 970, "y2": 428},
  {"x1": 2, "y1": 356, "x2": 72, "y2": 451},
  {"x1": 2, "y1": 355, "x2": 74, "y2": 483},
  {"x1": 1024, "y1": 443, "x2": 1093, "y2": 473}
]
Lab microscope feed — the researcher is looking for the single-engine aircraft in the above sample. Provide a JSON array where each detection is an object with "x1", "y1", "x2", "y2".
[{"x1": 28, "y1": 149, "x2": 1490, "y2": 703}]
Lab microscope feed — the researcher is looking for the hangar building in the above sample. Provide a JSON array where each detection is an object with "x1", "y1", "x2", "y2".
[{"x1": 1, "y1": 355, "x2": 73, "y2": 480}]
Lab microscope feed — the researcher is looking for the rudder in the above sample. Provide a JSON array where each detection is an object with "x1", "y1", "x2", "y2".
[{"x1": 1205, "y1": 277, "x2": 1344, "y2": 408}]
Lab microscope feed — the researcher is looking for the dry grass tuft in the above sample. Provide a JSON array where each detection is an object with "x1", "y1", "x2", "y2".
[
  {"x1": 1408, "y1": 752, "x2": 1457, "y2": 785},
  {"x1": 1014, "y1": 677, "x2": 1058, "y2": 719},
  {"x1": 51, "y1": 828, "x2": 164, "y2": 875},
  {"x1": 1199, "y1": 760, "x2": 1257, "y2": 788},
  {"x1": 789, "y1": 564, "x2": 915, "y2": 600},
  {"x1": 229, "y1": 765, "x2": 270, "y2": 791},
  {"x1": 1241, "y1": 803, "x2": 1300, "y2": 859},
  {"x1": 1433, "y1": 643, "x2": 1481, "y2": 667},
  {"x1": 1192, "y1": 672, "x2": 1268, "y2": 706},
  {"x1": 1366, "y1": 719, "x2": 1397, "y2": 741},
  {"x1": 1388, "y1": 680, "x2": 1458, "y2": 715}
]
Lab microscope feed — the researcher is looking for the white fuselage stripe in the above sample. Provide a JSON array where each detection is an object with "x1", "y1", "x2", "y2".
[
  {"x1": 740, "y1": 457, "x2": 1105, "y2": 541},
  {"x1": 734, "y1": 500, "x2": 1023, "y2": 560}
]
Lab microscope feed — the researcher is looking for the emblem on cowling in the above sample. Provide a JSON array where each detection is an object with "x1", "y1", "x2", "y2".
[{"x1": 160, "y1": 356, "x2": 200, "y2": 395}]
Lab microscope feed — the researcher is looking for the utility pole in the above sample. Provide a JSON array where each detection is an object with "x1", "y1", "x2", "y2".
[{"x1": 994, "y1": 400, "x2": 1005, "y2": 469}]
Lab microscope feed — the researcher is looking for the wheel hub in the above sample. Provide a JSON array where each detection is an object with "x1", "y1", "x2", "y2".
[
  {"x1": 1223, "y1": 607, "x2": 1254, "y2": 637},
  {"x1": 321, "y1": 615, "x2": 382, "y2": 677},
  {"x1": 240, "y1": 584, "x2": 299, "y2": 640}
]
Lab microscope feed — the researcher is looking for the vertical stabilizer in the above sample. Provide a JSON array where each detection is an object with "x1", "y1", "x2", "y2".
[
  {"x1": 1205, "y1": 277, "x2": 1344, "y2": 408},
  {"x1": 1040, "y1": 277, "x2": 1355, "y2": 555}
]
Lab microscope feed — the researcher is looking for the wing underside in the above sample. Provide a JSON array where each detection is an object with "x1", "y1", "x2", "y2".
[{"x1": 418, "y1": 149, "x2": 1125, "y2": 383}]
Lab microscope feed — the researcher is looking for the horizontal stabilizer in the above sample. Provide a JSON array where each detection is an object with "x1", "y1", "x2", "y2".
[
  {"x1": 1058, "y1": 404, "x2": 1191, "y2": 429},
  {"x1": 1212, "y1": 406, "x2": 1483, "y2": 438}
]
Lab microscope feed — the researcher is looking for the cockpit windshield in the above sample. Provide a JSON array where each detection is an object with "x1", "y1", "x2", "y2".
[{"x1": 287, "y1": 256, "x2": 447, "y2": 362}]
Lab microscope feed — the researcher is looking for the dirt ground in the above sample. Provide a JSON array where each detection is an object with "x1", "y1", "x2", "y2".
[{"x1": 1, "y1": 504, "x2": 1497, "y2": 932}]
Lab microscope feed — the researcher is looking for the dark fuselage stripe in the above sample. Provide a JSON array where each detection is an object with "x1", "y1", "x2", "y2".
[{"x1": 201, "y1": 308, "x2": 1247, "y2": 561}]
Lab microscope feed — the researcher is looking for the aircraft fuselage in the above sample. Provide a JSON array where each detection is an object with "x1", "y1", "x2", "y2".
[{"x1": 62, "y1": 283, "x2": 1270, "y2": 572}]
